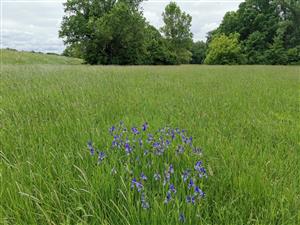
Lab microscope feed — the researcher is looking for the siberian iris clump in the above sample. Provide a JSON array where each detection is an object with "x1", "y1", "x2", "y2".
[{"x1": 88, "y1": 122, "x2": 208, "y2": 222}]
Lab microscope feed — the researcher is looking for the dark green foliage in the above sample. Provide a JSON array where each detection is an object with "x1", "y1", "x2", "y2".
[
  {"x1": 92, "y1": 2, "x2": 147, "y2": 64},
  {"x1": 208, "y1": 0, "x2": 300, "y2": 64},
  {"x1": 161, "y1": 2, "x2": 193, "y2": 64},
  {"x1": 59, "y1": 0, "x2": 300, "y2": 65},
  {"x1": 143, "y1": 24, "x2": 177, "y2": 65},
  {"x1": 60, "y1": 0, "x2": 146, "y2": 65},
  {"x1": 191, "y1": 41, "x2": 206, "y2": 64},
  {"x1": 60, "y1": 0, "x2": 192, "y2": 65}
]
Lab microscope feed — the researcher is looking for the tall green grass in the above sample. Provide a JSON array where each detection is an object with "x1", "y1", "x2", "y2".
[
  {"x1": 1, "y1": 64, "x2": 299, "y2": 224},
  {"x1": 1, "y1": 49, "x2": 82, "y2": 65}
]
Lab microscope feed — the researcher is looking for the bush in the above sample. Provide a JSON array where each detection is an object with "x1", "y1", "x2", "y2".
[{"x1": 204, "y1": 33, "x2": 244, "y2": 65}]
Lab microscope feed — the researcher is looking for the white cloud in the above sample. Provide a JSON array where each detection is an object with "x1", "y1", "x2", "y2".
[{"x1": 2, "y1": 0, "x2": 243, "y2": 53}]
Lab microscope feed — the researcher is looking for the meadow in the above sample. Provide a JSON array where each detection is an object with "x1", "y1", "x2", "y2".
[{"x1": 1, "y1": 52, "x2": 299, "y2": 224}]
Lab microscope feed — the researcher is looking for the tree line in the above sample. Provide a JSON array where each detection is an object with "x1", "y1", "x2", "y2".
[{"x1": 60, "y1": 0, "x2": 300, "y2": 65}]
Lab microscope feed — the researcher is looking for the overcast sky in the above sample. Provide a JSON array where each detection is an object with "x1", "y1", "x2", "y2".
[{"x1": 1, "y1": 0, "x2": 243, "y2": 54}]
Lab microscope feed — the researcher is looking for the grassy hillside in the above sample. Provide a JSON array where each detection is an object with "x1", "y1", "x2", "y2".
[
  {"x1": 1, "y1": 65, "x2": 299, "y2": 225},
  {"x1": 1, "y1": 49, "x2": 83, "y2": 65}
]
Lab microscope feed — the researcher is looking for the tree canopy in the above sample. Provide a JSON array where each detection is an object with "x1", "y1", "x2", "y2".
[
  {"x1": 60, "y1": 0, "x2": 193, "y2": 65},
  {"x1": 207, "y1": 0, "x2": 300, "y2": 64},
  {"x1": 60, "y1": 0, "x2": 300, "y2": 65}
]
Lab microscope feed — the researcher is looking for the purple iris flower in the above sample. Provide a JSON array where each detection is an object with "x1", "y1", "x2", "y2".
[
  {"x1": 131, "y1": 178, "x2": 143, "y2": 192},
  {"x1": 141, "y1": 192, "x2": 149, "y2": 209},
  {"x1": 136, "y1": 182, "x2": 143, "y2": 192},
  {"x1": 188, "y1": 179, "x2": 194, "y2": 189},
  {"x1": 186, "y1": 195, "x2": 195, "y2": 204},
  {"x1": 176, "y1": 145, "x2": 184, "y2": 154},
  {"x1": 192, "y1": 147, "x2": 203, "y2": 155},
  {"x1": 163, "y1": 172, "x2": 170, "y2": 186},
  {"x1": 98, "y1": 152, "x2": 106, "y2": 163},
  {"x1": 131, "y1": 178, "x2": 137, "y2": 190},
  {"x1": 169, "y1": 184, "x2": 176, "y2": 193},
  {"x1": 171, "y1": 131, "x2": 175, "y2": 140},
  {"x1": 181, "y1": 170, "x2": 190, "y2": 182},
  {"x1": 147, "y1": 134, "x2": 154, "y2": 143},
  {"x1": 153, "y1": 142, "x2": 160, "y2": 148},
  {"x1": 87, "y1": 141, "x2": 94, "y2": 156},
  {"x1": 194, "y1": 161, "x2": 202, "y2": 172},
  {"x1": 165, "y1": 139, "x2": 170, "y2": 145},
  {"x1": 179, "y1": 213, "x2": 185, "y2": 223},
  {"x1": 169, "y1": 164, "x2": 174, "y2": 174},
  {"x1": 131, "y1": 127, "x2": 139, "y2": 135},
  {"x1": 109, "y1": 126, "x2": 115, "y2": 133},
  {"x1": 164, "y1": 191, "x2": 172, "y2": 204},
  {"x1": 141, "y1": 172, "x2": 147, "y2": 180},
  {"x1": 125, "y1": 143, "x2": 132, "y2": 154},
  {"x1": 142, "y1": 122, "x2": 148, "y2": 131},
  {"x1": 194, "y1": 186, "x2": 205, "y2": 197},
  {"x1": 138, "y1": 138, "x2": 143, "y2": 147}
]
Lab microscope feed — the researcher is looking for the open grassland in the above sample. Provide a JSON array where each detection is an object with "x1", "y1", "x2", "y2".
[
  {"x1": 1, "y1": 63, "x2": 300, "y2": 225},
  {"x1": 1, "y1": 49, "x2": 83, "y2": 65}
]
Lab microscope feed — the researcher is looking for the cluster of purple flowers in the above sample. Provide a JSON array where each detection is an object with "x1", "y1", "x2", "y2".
[{"x1": 88, "y1": 122, "x2": 208, "y2": 223}]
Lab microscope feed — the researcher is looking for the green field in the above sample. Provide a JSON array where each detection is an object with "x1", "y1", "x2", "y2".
[
  {"x1": 1, "y1": 52, "x2": 300, "y2": 225},
  {"x1": 1, "y1": 49, "x2": 83, "y2": 65}
]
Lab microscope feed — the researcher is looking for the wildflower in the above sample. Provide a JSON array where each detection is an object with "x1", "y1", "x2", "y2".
[
  {"x1": 153, "y1": 142, "x2": 160, "y2": 148},
  {"x1": 154, "y1": 172, "x2": 161, "y2": 181},
  {"x1": 192, "y1": 147, "x2": 202, "y2": 155},
  {"x1": 141, "y1": 172, "x2": 147, "y2": 181},
  {"x1": 182, "y1": 135, "x2": 187, "y2": 143},
  {"x1": 144, "y1": 150, "x2": 149, "y2": 155},
  {"x1": 138, "y1": 138, "x2": 143, "y2": 147},
  {"x1": 141, "y1": 192, "x2": 150, "y2": 209},
  {"x1": 142, "y1": 122, "x2": 148, "y2": 131},
  {"x1": 98, "y1": 151, "x2": 106, "y2": 163},
  {"x1": 171, "y1": 131, "x2": 175, "y2": 140},
  {"x1": 163, "y1": 171, "x2": 171, "y2": 186},
  {"x1": 188, "y1": 179, "x2": 194, "y2": 189},
  {"x1": 164, "y1": 191, "x2": 172, "y2": 204},
  {"x1": 194, "y1": 186, "x2": 205, "y2": 197},
  {"x1": 181, "y1": 170, "x2": 190, "y2": 182},
  {"x1": 136, "y1": 181, "x2": 143, "y2": 192},
  {"x1": 131, "y1": 178, "x2": 137, "y2": 190},
  {"x1": 165, "y1": 139, "x2": 170, "y2": 145},
  {"x1": 155, "y1": 148, "x2": 164, "y2": 156},
  {"x1": 131, "y1": 127, "x2": 139, "y2": 135},
  {"x1": 169, "y1": 164, "x2": 174, "y2": 174},
  {"x1": 147, "y1": 134, "x2": 154, "y2": 143},
  {"x1": 87, "y1": 141, "x2": 94, "y2": 156},
  {"x1": 131, "y1": 178, "x2": 143, "y2": 192},
  {"x1": 176, "y1": 145, "x2": 184, "y2": 154},
  {"x1": 194, "y1": 161, "x2": 202, "y2": 172},
  {"x1": 113, "y1": 135, "x2": 119, "y2": 140},
  {"x1": 186, "y1": 195, "x2": 195, "y2": 204},
  {"x1": 179, "y1": 213, "x2": 185, "y2": 223},
  {"x1": 112, "y1": 140, "x2": 117, "y2": 147},
  {"x1": 169, "y1": 184, "x2": 176, "y2": 193},
  {"x1": 109, "y1": 126, "x2": 115, "y2": 133},
  {"x1": 125, "y1": 143, "x2": 132, "y2": 154}
]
